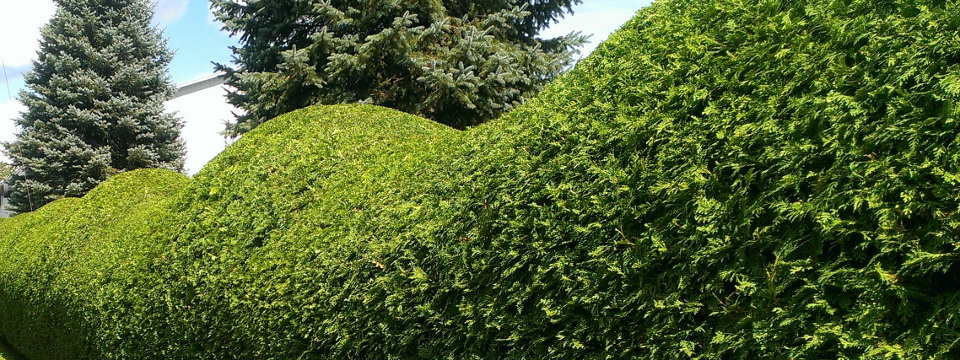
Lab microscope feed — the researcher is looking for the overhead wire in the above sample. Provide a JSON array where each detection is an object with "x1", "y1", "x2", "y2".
[{"x1": 2, "y1": 58, "x2": 35, "y2": 212}]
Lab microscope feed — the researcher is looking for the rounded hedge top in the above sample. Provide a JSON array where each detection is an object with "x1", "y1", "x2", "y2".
[{"x1": 1, "y1": 0, "x2": 959, "y2": 359}]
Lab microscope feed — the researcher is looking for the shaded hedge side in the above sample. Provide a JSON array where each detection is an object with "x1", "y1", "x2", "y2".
[{"x1": 2, "y1": 0, "x2": 960, "y2": 358}]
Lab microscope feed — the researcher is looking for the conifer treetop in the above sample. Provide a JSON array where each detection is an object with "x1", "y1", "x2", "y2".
[{"x1": 2, "y1": 0, "x2": 184, "y2": 214}]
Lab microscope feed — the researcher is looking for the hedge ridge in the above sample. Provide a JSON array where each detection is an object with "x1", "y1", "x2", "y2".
[
  {"x1": 1, "y1": 0, "x2": 960, "y2": 358},
  {"x1": 0, "y1": 170, "x2": 188, "y2": 359},
  {"x1": 110, "y1": 105, "x2": 461, "y2": 358}
]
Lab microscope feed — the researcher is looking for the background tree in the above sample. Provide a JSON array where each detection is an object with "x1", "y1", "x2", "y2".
[
  {"x1": 212, "y1": 0, "x2": 586, "y2": 136},
  {"x1": 1, "y1": 0, "x2": 185, "y2": 214}
]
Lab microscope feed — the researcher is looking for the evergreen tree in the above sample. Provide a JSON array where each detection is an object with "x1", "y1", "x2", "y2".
[
  {"x1": 212, "y1": 0, "x2": 586, "y2": 135},
  {"x1": 1, "y1": 0, "x2": 185, "y2": 214}
]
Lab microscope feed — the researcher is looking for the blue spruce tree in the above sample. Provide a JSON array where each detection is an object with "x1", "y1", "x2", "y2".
[
  {"x1": 2, "y1": 0, "x2": 185, "y2": 214},
  {"x1": 212, "y1": 0, "x2": 586, "y2": 135}
]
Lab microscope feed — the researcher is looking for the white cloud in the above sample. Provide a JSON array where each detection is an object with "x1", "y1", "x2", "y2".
[
  {"x1": 0, "y1": 84, "x2": 238, "y2": 173},
  {"x1": 0, "y1": 0, "x2": 56, "y2": 68},
  {"x1": 164, "y1": 82, "x2": 238, "y2": 175},
  {"x1": 0, "y1": 0, "x2": 192, "y2": 67},
  {"x1": 153, "y1": 0, "x2": 189, "y2": 27}
]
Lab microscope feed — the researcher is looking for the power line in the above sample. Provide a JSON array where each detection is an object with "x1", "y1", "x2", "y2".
[
  {"x1": 2, "y1": 58, "x2": 35, "y2": 213},
  {"x1": 1, "y1": 59, "x2": 11, "y2": 101}
]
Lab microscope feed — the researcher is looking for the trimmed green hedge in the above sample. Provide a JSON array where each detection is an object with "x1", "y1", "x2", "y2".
[
  {"x1": 0, "y1": 170, "x2": 188, "y2": 359},
  {"x1": 2, "y1": 0, "x2": 960, "y2": 358}
]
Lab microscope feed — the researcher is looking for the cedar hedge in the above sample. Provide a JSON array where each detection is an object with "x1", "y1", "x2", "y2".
[{"x1": 2, "y1": 0, "x2": 960, "y2": 358}]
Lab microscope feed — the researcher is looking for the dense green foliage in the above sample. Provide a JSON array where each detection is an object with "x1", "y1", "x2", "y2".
[
  {"x1": 2, "y1": 0, "x2": 960, "y2": 358},
  {"x1": 1, "y1": 0, "x2": 185, "y2": 214},
  {"x1": 0, "y1": 169, "x2": 188, "y2": 359},
  {"x1": 212, "y1": 0, "x2": 585, "y2": 135},
  {"x1": 0, "y1": 164, "x2": 11, "y2": 182}
]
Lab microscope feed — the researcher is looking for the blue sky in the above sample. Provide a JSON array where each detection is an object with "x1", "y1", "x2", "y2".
[
  {"x1": 1, "y1": 0, "x2": 651, "y2": 171},
  {"x1": 159, "y1": 0, "x2": 239, "y2": 84}
]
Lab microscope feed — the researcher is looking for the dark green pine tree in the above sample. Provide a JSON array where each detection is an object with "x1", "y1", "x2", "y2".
[
  {"x1": 212, "y1": 0, "x2": 586, "y2": 135},
  {"x1": 2, "y1": 0, "x2": 185, "y2": 214}
]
